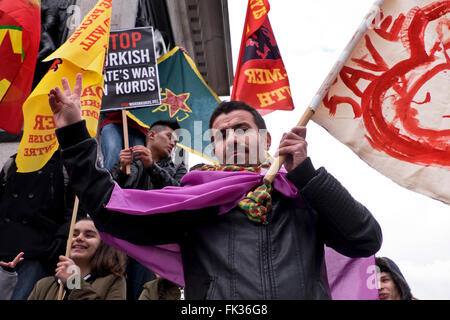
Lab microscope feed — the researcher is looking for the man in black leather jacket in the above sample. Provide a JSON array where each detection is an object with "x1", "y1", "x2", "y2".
[{"x1": 48, "y1": 74, "x2": 382, "y2": 299}]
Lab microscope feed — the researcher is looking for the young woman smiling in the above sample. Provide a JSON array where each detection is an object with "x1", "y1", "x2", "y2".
[{"x1": 28, "y1": 217, "x2": 127, "y2": 300}]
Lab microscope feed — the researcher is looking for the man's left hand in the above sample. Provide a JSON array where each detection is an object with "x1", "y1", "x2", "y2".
[{"x1": 277, "y1": 126, "x2": 308, "y2": 172}]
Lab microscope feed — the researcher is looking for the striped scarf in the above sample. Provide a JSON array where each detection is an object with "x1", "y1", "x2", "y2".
[{"x1": 197, "y1": 161, "x2": 273, "y2": 223}]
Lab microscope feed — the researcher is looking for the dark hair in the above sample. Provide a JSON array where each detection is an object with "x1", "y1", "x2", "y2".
[
  {"x1": 149, "y1": 120, "x2": 181, "y2": 132},
  {"x1": 376, "y1": 257, "x2": 413, "y2": 300},
  {"x1": 209, "y1": 101, "x2": 267, "y2": 130},
  {"x1": 75, "y1": 217, "x2": 127, "y2": 278}
]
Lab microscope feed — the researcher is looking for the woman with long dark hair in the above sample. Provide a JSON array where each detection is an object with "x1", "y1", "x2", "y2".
[{"x1": 28, "y1": 217, "x2": 127, "y2": 300}]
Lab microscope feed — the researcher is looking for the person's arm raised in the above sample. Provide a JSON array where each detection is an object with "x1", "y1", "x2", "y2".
[
  {"x1": 49, "y1": 74, "x2": 216, "y2": 246},
  {"x1": 48, "y1": 73, "x2": 83, "y2": 128}
]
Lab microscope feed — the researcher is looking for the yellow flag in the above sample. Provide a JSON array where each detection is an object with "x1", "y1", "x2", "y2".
[{"x1": 16, "y1": 0, "x2": 112, "y2": 172}]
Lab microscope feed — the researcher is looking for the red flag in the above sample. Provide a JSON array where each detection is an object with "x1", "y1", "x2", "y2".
[
  {"x1": 231, "y1": 0, "x2": 294, "y2": 115},
  {"x1": 0, "y1": 0, "x2": 40, "y2": 134}
]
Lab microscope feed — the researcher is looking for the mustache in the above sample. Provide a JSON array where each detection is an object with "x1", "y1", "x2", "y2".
[{"x1": 225, "y1": 142, "x2": 250, "y2": 154}]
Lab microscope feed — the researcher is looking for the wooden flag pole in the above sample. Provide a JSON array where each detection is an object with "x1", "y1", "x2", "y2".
[
  {"x1": 122, "y1": 109, "x2": 131, "y2": 175},
  {"x1": 263, "y1": 0, "x2": 385, "y2": 184},
  {"x1": 57, "y1": 196, "x2": 79, "y2": 300}
]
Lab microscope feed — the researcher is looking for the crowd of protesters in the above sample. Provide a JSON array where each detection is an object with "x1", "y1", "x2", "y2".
[
  {"x1": 0, "y1": 115, "x2": 186, "y2": 300},
  {"x1": 0, "y1": 72, "x2": 417, "y2": 300},
  {"x1": 2, "y1": 69, "x2": 422, "y2": 300}
]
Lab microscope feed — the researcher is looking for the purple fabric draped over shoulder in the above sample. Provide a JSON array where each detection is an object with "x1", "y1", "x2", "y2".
[
  {"x1": 102, "y1": 169, "x2": 297, "y2": 287},
  {"x1": 105, "y1": 169, "x2": 298, "y2": 215}
]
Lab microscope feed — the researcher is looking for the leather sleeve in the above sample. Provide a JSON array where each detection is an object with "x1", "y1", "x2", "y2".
[
  {"x1": 286, "y1": 159, "x2": 382, "y2": 257},
  {"x1": 109, "y1": 161, "x2": 142, "y2": 189},
  {"x1": 55, "y1": 121, "x2": 217, "y2": 246},
  {"x1": 146, "y1": 162, "x2": 187, "y2": 188},
  {"x1": 109, "y1": 162, "x2": 127, "y2": 186}
]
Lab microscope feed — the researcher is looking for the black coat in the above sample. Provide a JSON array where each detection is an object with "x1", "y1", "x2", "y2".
[
  {"x1": 56, "y1": 121, "x2": 383, "y2": 300},
  {"x1": 0, "y1": 152, "x2": 78, "y2": 268}
]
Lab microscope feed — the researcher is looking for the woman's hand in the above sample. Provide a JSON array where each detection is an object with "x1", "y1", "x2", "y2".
[
  {"x1": 0, "y1": 252, "x2": 24, "y2": 269},
  {"x1": 55, "y1": 256, "x2": 79, "y2": 286}
]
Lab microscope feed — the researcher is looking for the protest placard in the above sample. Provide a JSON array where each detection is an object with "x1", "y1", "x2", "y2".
[{"x1": 102, "y1": 26, "x2": 160, "y2": 111}]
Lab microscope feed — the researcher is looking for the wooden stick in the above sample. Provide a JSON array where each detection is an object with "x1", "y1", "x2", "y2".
[
  {"x1": 57, "y1": 196, "x2": 79, "y2": 300},
  {"x1": 262, "y1": 0, "x2": 385, "y2": 184},
  {"x1": 122, "y1": 109, "x2": 131, "y2": 175}
]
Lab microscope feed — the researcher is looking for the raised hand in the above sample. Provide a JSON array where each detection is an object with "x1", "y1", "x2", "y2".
[
  {"x1": 0, "y1": 252, "x2": 24, "y2": 269},
  {"x1": 48, "y1": 73, "x2": 83, "y2": 128}
]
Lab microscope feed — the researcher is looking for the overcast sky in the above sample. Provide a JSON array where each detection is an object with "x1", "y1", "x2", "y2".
[{"x1": 220, "y1": 0, "x2": 450, "y2": 300}]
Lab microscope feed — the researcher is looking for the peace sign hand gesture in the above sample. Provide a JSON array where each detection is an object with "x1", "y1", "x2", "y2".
[{"x1": 48, "y1": 73, "x2": 83, "y2": 129}]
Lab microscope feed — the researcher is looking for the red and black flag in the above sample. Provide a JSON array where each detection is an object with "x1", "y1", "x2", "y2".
[
  {"x1": 0, "y1": 0, "x2": 41, "y2": 134},
  {"x1": 231, "y1": 0, "x2": 294, "y2": 115}
]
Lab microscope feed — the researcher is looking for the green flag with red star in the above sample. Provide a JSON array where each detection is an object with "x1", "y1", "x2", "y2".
[{"x1": 127, "y1": 47, "x2": 221, "y2": 162}]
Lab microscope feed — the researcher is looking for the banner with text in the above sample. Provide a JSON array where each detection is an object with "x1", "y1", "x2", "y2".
[
  {"x1": 231, "y1": 0, "x2": 294, "y2": 116},
  {"x1": 128, "y1": 47, "x2": 222, "y2": 162},
  {"x1": 16, "y1": 0, "x2": 111, "y2": 172},
  {"x1": 101, "y1": 27, "x2": 160, "y2": 111},
  {"x1": 312, "y1": 0, "x2": 450, "y2": 204}
]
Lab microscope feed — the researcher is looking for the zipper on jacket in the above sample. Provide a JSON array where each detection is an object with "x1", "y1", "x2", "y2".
[
  {"x1": 50, "y1": 172, "x2": 55, "y2": 201},
  {"x1": 261, "y1": 220, "x2": 274, "y2": 299}
]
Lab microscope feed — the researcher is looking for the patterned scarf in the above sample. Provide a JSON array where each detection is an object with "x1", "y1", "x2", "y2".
[{"x1": 197, "y1": 160, "x2": 273, "y2": 223}]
